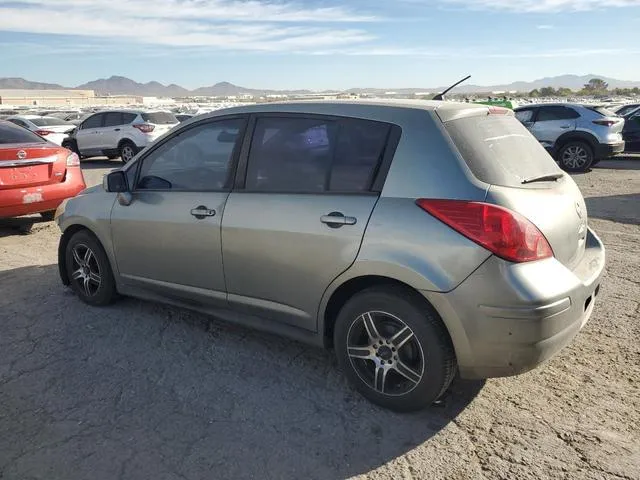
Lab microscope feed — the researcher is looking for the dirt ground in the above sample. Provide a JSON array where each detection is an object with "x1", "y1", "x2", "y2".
[{"x1": 1, "y1": 158, "x2": 639, "y2": 480}]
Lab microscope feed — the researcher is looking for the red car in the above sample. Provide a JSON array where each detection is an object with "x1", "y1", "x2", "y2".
[{"x1": 0, "y1": 120, "x2": 86, "y2": 220}]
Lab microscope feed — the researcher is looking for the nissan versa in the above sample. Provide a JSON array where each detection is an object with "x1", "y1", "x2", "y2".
[{"x1": 55, "y1": 100, "x2": 605, "y2": 412}]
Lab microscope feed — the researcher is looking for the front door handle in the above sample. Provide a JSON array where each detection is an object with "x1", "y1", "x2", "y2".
[
  {"x1": 560, "y1": 125, "x2": 571, "y2": 129},
  {"x1": 320, "y1": 212, "x2": 357, "y2": 228},
  {"x1": 190, "y1": 205, "x2": 216, "y2": 219},
  {"x1": 114, "y1": 128, "x2": 121, "y2": 131}
]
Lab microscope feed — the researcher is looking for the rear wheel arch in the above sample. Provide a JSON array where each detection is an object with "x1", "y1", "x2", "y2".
[
  {"x1": 555, "y1": 131, "x2": 598, "y2": 153},
  {"x1": 322, "y1": 275, "x2": 454, "y2": 351}
]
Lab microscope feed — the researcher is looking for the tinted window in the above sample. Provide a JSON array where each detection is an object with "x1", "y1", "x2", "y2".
[
  {"x1": 515, "y1": 109, "x2": 534, "y2": 123},
  {"x1": 330, "y1": 119, "x2": 389, "y2": 192},
  {"x1": 0, "y1": 121, "x2": 46, "y2": 144},
  {"x1": 31, "y1": 117, "x2": 71, "y2": 127},
  {"x1": 445, "y1": 114, "x2": 561, "y2": 187},
  {"x1": 122, "y1": 113, "x2": 137, "y2": 124},
  {"x1": 8, "y1": 119, "x2": 28, "y2": 128},
  {"x1": 104, "y1": 112, "x2": 124, "y2": 127},
  {"x1": 536, "y1": 106, "x2": 579, "y2": 122},
  {"x1": 246, "y1": 116, "x2": 389, "y2": 193},
  {"x1": 141, "y1": 112, "x2": 178, "y2": 125},
  {"x1": 137, "y1": 118, "x2": 244, "y2": 191},
  {"x1": 585, "y1": 106, "x2": 617, "y2": 117},
  {"x1": 81, "y1": 114, "x2": 103, "y2": 129}
]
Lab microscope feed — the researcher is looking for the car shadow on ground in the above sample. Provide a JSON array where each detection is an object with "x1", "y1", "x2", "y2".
[
  {"x1": 0, "y1": 217, "x2": 47, "y2": 238},
  {"x1": 585, "y1": 193, "x2": 640, "y2": 226},
  {"x1": 80, "y1": 157, "x2": 122, "y2": 170},
  {"x1": 594, "y1": 157, "x2": 640, "y2": 170},
  {"x1": 0, "y1": 264, "x2": 484, "y2": 480}
]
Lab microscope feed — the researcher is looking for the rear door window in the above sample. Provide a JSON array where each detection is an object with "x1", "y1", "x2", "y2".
[
  {"x1": 445, "y1": 114, "x2": 561, "y2": 187},
  {"x1": 515, "y1": 109, "x2": 535, "y2": 123},
  {"x1": 536, "y1": 106, "x2": 579, "y2": 122},
  {"x1": 104, "y1": 112, "x2": 124, "y2": 127},
  {"x1": 122, "y1": 113, "x2": 137, "y2": 124},
  {"x1": 0, "y1": 122, "x2": 46, "y2": 144},
  {"x1": 141, "y1": 112, "x2": 178, "y2": 125},
  {"x1": 245, "y1": 116, "x2": 391, "y2": 193}
]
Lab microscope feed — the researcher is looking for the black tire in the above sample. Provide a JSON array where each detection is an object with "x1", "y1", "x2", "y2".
[
  {"x1": 556, "y1": 141, "x2": 594, "y2": 172},
  {"x1": 65, "y1": 230, "x2": 117, "y2": 306},
  {"x1": 119, "y1": 141, "x2": 137, "y2": 164},
  {"x1": 591, "y1": 158, "x2": 602, "y2": 167},
  {"x1": 334, "y1": 286, "x2": 457, "y2": 412},
  {"x1": 40, "y1": 211, "x2": 56, "y2": 221},
  {"x1": 62, "y1": 139, "x2": 80, "y2": 157}
]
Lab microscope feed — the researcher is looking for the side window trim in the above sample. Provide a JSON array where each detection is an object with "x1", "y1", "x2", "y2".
[
  {"x1": 233, "y1": 112, "x2": 400, "y2": 195},
  {"x1": 131, "y1": 114, "x2": 249, "y2": 193}
]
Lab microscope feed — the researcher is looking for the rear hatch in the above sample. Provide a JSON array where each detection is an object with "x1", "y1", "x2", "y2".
[
  {"x1": 141, "y1": 112, "x2": 179, "y2": 138},
  {"x1": 586, "y1": 106, "x2": 624, "y2": 140},
  {"x1": 442, "y1": 110, "x2": 588, "y2": 270},
  {"x1": 0, "y1": 143, "x2": 67, "y2": 189}
]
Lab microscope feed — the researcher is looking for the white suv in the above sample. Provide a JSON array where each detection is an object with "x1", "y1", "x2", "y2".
[{"x1": 62, "y1": 110, "x2": 179, "y2": 162}]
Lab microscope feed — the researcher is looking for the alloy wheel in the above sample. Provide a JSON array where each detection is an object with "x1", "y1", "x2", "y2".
[
  {"x1": 70, "y1": 243, "x2": 102, "y2": 297},
  {"x1": 121, "y1": 145, "x2": 135, "y2": 163},
  {"x1": 346, "y1": 311, "x2": 425, "y2": 396},
  {"x1": 562, "y1": 145, "x2": 588, "y2": 169}
]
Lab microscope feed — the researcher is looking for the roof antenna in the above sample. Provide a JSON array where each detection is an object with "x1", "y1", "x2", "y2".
[{"x1": 432, "y1": 75, "x2": 471, "y2": 101}]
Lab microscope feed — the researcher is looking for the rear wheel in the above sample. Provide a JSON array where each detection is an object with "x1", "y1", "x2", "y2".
[
  {"x1": 62, "y1": 139, "x2": 80, "y2": 157},
  {"x1": 334, "y1": 286, "x2": 457, "y2": 412},
  {"x1": 557, "y1": 141, "x2": 594, "y2": 172},
  {"x1": 65, "y1": 230, "x2": 117, "y2": 306},
  {"x1": 119, "y1": 141, "x2": 137, "y2": 164}
]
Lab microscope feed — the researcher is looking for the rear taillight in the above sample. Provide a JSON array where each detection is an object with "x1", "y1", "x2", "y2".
[
  {"x1": 133, "y1": 124, "x2": 155, "y2": 133},
  {"x1": 66, "y1": 152, "x2": 80, "y2": 167},
  {"x1": 488, "y1": 106, "x2": 510, "y2": 115},
  {"x1": 415, "y1": 199, "x2": 553, "y2": 263},
  {"x1": 592, "y1": 119, "x2": 617, "y2": 127},
  {"x1": 35, "y1": 129, "x2": 54, "y2": 136}
]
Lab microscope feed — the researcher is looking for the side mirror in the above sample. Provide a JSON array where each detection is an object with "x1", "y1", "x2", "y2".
[{"x1": 104, "y1": 171, "x2": 128, "y2": 193}]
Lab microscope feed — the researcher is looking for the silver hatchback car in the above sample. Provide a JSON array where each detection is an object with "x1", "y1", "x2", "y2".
[{"x1": 56, "y1": 100, "x2": 605, "y2": 411}]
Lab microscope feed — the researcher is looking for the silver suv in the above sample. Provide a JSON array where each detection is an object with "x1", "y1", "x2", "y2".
[
  {"x1": 56, "y1": 101, "x2": 605, "y2": 411},
  {"x1": 514, "y1": 103, "x2": 624, "y2": 172},
  {"x1": 62, "y1": 110, "x2": 178, "y2": 163}
]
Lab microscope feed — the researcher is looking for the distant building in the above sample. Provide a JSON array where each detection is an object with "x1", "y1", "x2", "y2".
[{"x1": 0, "y1": 89, "x2": 142, "y2": 106}]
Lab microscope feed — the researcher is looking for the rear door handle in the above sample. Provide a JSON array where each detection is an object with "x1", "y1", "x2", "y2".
[
  {"x1": 320, "y1": 212, "x2": 357, "y2": 228},
  {"x1": 114, "y1": 128, "x2": 121, "y2": 131},
  {"x1": 560, "y1": 125, "x2": 571, "y2": 129},
  {"x1": 190, "y1": 205, "x2": 216, "y2": 219}
]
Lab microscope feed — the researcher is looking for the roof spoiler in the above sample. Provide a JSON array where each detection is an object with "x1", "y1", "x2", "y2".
[{"x1": 432, "y1": 75, "x2": 471, "y2": 101}]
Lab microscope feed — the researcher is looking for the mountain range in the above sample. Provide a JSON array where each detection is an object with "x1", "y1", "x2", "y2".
[{"x1": 1, "y1": 74, "x2": 639, "y2": 97}]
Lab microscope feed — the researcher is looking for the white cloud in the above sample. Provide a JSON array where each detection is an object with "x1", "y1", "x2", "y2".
[
  {"x1": 0, "y1": 0, "x2": 376, "y2": 52},
  {"x1": 440, "y1": 0, "x2": 640, "y2": 12}
]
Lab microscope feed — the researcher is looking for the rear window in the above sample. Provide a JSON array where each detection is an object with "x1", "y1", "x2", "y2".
[
  {"x1": 587, "y1": 106, "x2": 618, "y2": 117},
  {"x1": 31, "y1": 117, "x2": 72, "y2": 127},
  {"x1": 445, "y1": 114, "x2": 561, "y2": 187},
  {"x1": 141, "y1": 112, "x2": 178, "y2": 125},
  {"x1": 0, "y1": 122, "x2": 46, "y2": 144}
]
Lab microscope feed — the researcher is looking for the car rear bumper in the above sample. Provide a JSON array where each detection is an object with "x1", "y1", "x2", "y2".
[
  {"x1": 423, "y1": 227, "x2": 605, "y2": 379},
  {"x1": 595, "y1": 141, "x2": 625, "y2": 158},
  {"x1": 0, "y1": 167, "x2": 86, "y2": 219}
]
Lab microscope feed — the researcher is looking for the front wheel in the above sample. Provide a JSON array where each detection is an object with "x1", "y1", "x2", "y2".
[
  {"x1": 557, "y1": 141, "x2": 594, "y2": 172},
  {"x1": 334, "y1": 286, "x2": 457, "y2": 412},
  {"x1": 65, "y1": 230, "x2": 117, "y2": 306}
]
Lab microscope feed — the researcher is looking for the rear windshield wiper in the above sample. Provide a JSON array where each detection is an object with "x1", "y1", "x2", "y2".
[{"x1": 521, "y1": 173, "x2": 564, "y2": 184}]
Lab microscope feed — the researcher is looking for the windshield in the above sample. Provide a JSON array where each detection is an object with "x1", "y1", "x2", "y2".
[
  {"x1": 445, "y1": 114, "x2": 561, "y2": 187},
  {"x1": 31, "y1": 117, "x2": 73, "y2": 127},
  {"x1": 141, "y1": 112, "x2": 178, "y2": 125},
  {"x1": 0, "y1": 122, "x2": 46, "y2": 144}
]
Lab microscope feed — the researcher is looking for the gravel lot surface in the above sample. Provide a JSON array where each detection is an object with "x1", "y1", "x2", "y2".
[{"x1": 1, "y1": 157, "x2": 639, "y2": 480}]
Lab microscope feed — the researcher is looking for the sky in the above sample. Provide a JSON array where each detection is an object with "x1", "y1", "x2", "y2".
[{"x1": 1, "y1": 0, "x2": 640, "y2": 90}]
